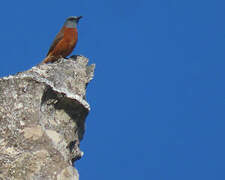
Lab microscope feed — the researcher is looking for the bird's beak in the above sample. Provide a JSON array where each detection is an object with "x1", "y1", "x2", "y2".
[{"x1": 77, "y1": 16, "x2": 82, "y2": 22}]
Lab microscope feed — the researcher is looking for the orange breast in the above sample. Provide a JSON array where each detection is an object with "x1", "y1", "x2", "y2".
[{"x1": 51, "y1": 27, "x2": 78, "y2": 58}]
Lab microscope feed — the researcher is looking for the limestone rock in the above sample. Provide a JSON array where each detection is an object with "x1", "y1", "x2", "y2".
[{"x1": 0, "y1": 56, "x2": 95, "y2": 180}]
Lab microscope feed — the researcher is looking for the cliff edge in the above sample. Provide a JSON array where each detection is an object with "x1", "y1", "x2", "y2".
[{"x1": 0, "y1": 56, "x2": 95, "y2": 180}]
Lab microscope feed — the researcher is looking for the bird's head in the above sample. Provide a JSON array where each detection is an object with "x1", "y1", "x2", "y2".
[{"x1": 64, "y1": 16, "x2": 82, "y2": 28}]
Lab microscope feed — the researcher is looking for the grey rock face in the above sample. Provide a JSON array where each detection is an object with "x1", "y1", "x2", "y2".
[{"x1": 0, "y1": 56, "x2": 95, "y2": 180}]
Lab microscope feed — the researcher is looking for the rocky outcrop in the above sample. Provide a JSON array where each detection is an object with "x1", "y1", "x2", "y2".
[{"x1": 0, "y1": 56, "x2": 95, "y2": 180}]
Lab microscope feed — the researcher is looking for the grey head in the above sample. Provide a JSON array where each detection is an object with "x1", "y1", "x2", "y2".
[{"x1": 64, "y1": 16, "x2": 82, "y2": 28}]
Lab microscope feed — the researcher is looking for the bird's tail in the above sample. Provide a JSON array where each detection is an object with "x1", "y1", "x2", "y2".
[{"x1": 41, "y1": 55, "x2": 55, "y2": 64}]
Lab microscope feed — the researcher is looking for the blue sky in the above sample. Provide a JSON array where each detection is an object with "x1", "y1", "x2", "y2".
[{"x1": 1, "y1": 0, "x2": 225, "y2": 179}]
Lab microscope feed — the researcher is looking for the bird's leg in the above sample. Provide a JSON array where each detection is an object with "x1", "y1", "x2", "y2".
[
  {"x1": 55, "y1": 56, "x2": 65, "y2": 63},
  {"x1": 69, "y1": 55, "x2": 82, "y2": 61}
]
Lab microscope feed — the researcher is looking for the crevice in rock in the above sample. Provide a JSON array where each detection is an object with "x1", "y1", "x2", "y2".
[{"x1": 41, "y1": 85, "x2": 89, "y2": 141}]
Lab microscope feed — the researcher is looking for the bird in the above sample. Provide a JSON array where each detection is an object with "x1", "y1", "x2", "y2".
[{"x1": 41, "y1": 16, "x2": 82, "y2": 64}]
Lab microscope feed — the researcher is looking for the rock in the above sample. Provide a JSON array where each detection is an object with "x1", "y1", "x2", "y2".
[{"x1": 0, "y1": 56, "x2": 95, "y2": 180}]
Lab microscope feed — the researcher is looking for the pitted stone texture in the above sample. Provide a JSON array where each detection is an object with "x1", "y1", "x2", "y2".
[{"x1": 0, "y1": 56, "x2": 95, "y2": 180}]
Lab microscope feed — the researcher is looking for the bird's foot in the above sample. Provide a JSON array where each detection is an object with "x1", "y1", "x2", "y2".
[{"x1": 69, "y1": 55, "x2": 82, "y2": 61}]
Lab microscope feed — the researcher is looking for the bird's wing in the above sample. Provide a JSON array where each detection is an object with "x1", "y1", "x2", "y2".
[{"x1": 46, "y1": 27, "x2": 64, "y2": 56}]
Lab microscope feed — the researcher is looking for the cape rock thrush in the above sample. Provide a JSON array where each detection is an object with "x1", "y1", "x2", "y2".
[{"x1": 42, "y1": 16, "x2": 82, "y2": 64}]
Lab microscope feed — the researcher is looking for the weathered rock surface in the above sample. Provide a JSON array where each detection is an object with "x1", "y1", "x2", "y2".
[{"x1": 0, "y1": 56, "x2": 95, "y2": 180}]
